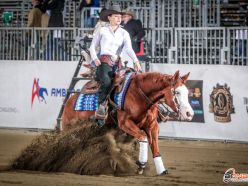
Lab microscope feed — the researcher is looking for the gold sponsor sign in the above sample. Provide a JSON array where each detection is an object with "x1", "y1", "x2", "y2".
[{"x1": 209, "y1": 84, "x2": 235, "y2": 122}]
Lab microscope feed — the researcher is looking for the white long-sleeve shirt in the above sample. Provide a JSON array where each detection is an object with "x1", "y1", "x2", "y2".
[{"x1": 89, "y1": 24, "x2": 139, "y2": 63}]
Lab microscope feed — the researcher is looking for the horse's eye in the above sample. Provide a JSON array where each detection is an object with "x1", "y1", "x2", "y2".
[{"x1": 174, "y1": 91, "x2": 180, "y2": 95}]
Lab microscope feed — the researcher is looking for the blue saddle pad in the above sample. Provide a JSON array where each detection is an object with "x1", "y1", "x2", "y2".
[
  {"x1": 114, "y1": 72, "x2": 133, "y2": 110},
  {"x1": 74, "y1": 72, "x2": 134, "y2": 111},
  {"x1": 74, "y1": 93, "x2": 98, "y2": 111}
]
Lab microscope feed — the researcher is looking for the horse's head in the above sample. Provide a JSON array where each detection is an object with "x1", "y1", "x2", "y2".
[{"x1": 163, "y1": 70, "x2": 194, "y2": 121}]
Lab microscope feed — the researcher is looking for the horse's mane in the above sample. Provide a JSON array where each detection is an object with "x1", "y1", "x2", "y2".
[{"x1": 133, "y1": 72, "x2": 172, "y2": 85}]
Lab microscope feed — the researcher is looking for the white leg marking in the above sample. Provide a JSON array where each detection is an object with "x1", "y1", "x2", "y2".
[
  {"x1": 154, "y1": 156, "x2": 166, "y2": 175},
  {"x1": 139, "y1": 137, "x2": 148, "y2": 164}
]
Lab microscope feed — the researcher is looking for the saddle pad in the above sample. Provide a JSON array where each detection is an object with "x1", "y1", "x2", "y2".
[
  {"x1": 74, "y1": 93, "x2": 98, "y2": 111},
  {"x1": 114, "y1": 72, "x2": 133, "y2": 110}
]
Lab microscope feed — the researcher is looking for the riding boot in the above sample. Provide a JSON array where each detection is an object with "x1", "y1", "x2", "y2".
[{"x1": 95, "y1": 103, "x2": 107, "y2": 120}]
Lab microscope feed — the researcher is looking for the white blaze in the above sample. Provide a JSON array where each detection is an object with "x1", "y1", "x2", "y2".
[{"x1": 174, "y1": 85, "x2": 194, "y2": 120}]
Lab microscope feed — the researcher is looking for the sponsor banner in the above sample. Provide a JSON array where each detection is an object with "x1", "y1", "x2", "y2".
[
  {"x1": 0, "y1": 61, "x2": 248, "y2": 142},
  {"x1": 0, "y1": 60, "x2": 87, "y2": 129},
  {"x1": 171, "y1": 80, "x2": 204, "y2": 123},
  {"x1": 151, "y1": 64, "x2": 248, "y2": 142}
]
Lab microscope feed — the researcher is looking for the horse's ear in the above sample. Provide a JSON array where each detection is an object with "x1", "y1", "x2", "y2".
[
  {"x1": 173, "y1": 70, "x2": 180, "y2": 81},
  {"x1": 181, "y1": 72, "x2": 190, "y2": 84},
  {"x1": 169, "y1": 70, "x2": 180, "y2": 86}
]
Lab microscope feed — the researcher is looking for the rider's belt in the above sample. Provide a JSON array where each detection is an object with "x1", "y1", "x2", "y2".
[{"x1": 99, "y1": 55, "x2": 120, "y2": 67}]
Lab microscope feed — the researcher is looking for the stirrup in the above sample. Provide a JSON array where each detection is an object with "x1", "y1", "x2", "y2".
[
  {"x1": 95, "y1": 104, "x2": 107, "y2": 120},
  {"x1": 95, "y1": 112, "x2": 107, "y2": 120},
  {"x1": 96, "y1": 119, "x2": 105, "y2": 127}
]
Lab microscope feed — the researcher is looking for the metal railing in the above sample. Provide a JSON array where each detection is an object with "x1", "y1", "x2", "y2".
[
  {"x1": 0, "y1": 27, "x2": 247, "y2": 66},
  {"x1": 0, "y1": 27, "x2": 32, "y2": 60},
  {"x1": 174, "y1": 27, "x2": 225, "y2": 64},
  {"x1": 1, "y1": 0, "x2": 221, "y2": 28},
  {"x1": 227, "y1": 27, "x2": 248, "y2": 66}
]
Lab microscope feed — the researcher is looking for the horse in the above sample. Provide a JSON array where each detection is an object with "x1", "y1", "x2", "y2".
[
  {"x1": 61, "y1": 70, "x2": 194, "y2": 175},
  {"x1": 39, "y1": 88, "x2": 48, "y2": 103}
]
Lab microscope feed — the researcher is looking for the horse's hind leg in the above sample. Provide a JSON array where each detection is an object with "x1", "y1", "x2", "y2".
[{"x1": 117, "y1": 110, "x2": 148, "y2": 174}]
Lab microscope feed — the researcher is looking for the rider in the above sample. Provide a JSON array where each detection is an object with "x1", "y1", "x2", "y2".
[{"x1": 89, "y1": 4, "x2": 142, "y2": 120}]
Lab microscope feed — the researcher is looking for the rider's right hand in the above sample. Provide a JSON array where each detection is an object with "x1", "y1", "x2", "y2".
[
  {"x1": 94, "y1": 59, "x2": 101, "y2": 66},
  {"x1": 134, "y1": 61, "x2": 142, "y2": 72}
]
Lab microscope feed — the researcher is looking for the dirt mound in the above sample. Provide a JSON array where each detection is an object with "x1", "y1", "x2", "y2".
[{"x1": 12, "y1": 120, "x2": 142, "y2": 176}]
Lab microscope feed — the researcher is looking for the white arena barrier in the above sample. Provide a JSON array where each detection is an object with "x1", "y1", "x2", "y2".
[
  {"x1": 151, "y1": 64, "x2": 248, "y2": 142},
  {"x1": 0, "y1": 61, "x2": 247, "y2": 142}
]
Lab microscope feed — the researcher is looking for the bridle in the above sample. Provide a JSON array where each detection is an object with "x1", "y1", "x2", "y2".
[{"x1": 137, "y1": 81, "x2": 181, "y2": 120}]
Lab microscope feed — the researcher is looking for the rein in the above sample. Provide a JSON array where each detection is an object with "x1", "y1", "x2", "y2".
[
  {"x1": 107, "y1": 71, "x2": 182, "y2": 124},
  {"x1": 136, "y1": 80, "x2": 178, "y2": 120}
]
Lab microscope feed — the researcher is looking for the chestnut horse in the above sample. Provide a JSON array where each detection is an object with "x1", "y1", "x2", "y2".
[{"x1": 61, "y1": 70, "x2": 194, "y2": 175}]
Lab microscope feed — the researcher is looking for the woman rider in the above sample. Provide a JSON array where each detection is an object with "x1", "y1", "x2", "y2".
[{"x1": 89, "y1": 4, "x2": 142, "y2": 120}]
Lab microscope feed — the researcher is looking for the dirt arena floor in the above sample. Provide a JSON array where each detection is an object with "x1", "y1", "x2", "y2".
[{"x1": 0, "y1": 128, "x2": 248, "y2": 186}]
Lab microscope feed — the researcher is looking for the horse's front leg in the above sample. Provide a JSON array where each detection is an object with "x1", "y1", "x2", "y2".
[
  {"x1": 145, "y1": 106, "x2": 168, "y2": 175},
  {"x1": 136, "y1": 136, "x2": 148, "y2": 174},
  {"x1": 117, "y1": 110, "x2": 148, "y2": 174},
  {"x1": 149, "y1": 122, "x2": 168, "y2": 175}
]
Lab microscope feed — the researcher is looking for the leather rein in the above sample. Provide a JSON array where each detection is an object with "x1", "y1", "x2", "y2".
[{"x1": 136, "y1": 79, "x2": 180, "y2": 120}]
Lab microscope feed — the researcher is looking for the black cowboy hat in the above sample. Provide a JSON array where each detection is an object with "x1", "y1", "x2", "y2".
[{"x1": 99, "y1": 4, "x2": 123, "y2": 22}]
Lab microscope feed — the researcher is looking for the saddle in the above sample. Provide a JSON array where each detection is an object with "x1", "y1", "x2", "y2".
[
  {"x1": 81, "y1": 80, "x2": 100, "y2": 94},
  {"x1": 80, "y1": 68, "x2": 134, "y2": 95},
  {"x1": 113, "y1": 68, "x2": 132, "y2": 93}
]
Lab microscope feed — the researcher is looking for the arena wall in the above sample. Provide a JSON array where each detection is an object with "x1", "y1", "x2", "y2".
[
  {"x1": 0, "y1": 61, "x2": 247, "y2": 142},
  {"x1": 151, "y1": 64, "x2": 248, "y2": 142}
]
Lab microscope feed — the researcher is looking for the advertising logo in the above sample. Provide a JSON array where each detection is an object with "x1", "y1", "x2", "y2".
[
  {"x1": 223, "y1": 168, "x2": 248, "y2": 183},
  {"x1": 31, "y1": 78, "x2": 48, "y2": 107},
  {"x1": 188, "y1": 80, "x2": 204, "y2": 123},
  {"x1": 30, "y1": 78, "x2": 77, "y2": 108},
  {"x1": 171, "y1": 80, "x2": 205, "y2": 123},
  {"x1": 209, "y1": 83, "x2": 235, "y2": 122}
]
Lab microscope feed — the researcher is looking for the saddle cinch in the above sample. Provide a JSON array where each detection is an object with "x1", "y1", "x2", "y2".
[{"x1": 80, "y1": 68, "x2": 134, "y2": 95}]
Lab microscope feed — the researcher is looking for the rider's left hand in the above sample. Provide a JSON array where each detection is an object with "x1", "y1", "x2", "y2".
[{"x1": 134, "y1": 61, "x2": 142, "y2": 72}]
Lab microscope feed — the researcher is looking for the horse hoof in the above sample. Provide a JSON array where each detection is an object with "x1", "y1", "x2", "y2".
[
  {"x1": 96, "y1": 119, "x2": 105, "y2": 128},
  {"x1": 161, "y1": 169, "x2": 169, "y2": 175},
  {"x1": 137, "y1": 168, "x2": 144, "y2": 175}
]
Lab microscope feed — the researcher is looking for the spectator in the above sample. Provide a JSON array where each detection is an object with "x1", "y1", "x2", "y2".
[
  {"x1": 44, "y1": 0, "x2": 65, "y2": 60},
  {"x1": 27, "y1": 0, "x2": 43, "y2": 59},
  {"x1": 40, "y1": 10, "x2": 50, "y2": 57},
  {"x1": 80, "y1": 8, "x2": 108, "y2": 77},
  {"x1": 45, "y1": 0, "x2": 64, "y2": 27},
  {"x1": 121, "y1": 9, "x2": 145, "y2": 54},
  {"x1": 27, "y1": 0, "x2": 42, "y2": 27},
  {"x1": 79, "y1": 0, "x2": 100, "y2": 28},
  {"x1": 121, "y1": 9, "x2": 146, "y2": 69}
]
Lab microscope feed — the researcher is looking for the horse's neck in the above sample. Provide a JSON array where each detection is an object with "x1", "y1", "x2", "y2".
[{"x1": 136, "y1": 73, "x2": 171, "y2": 103}]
